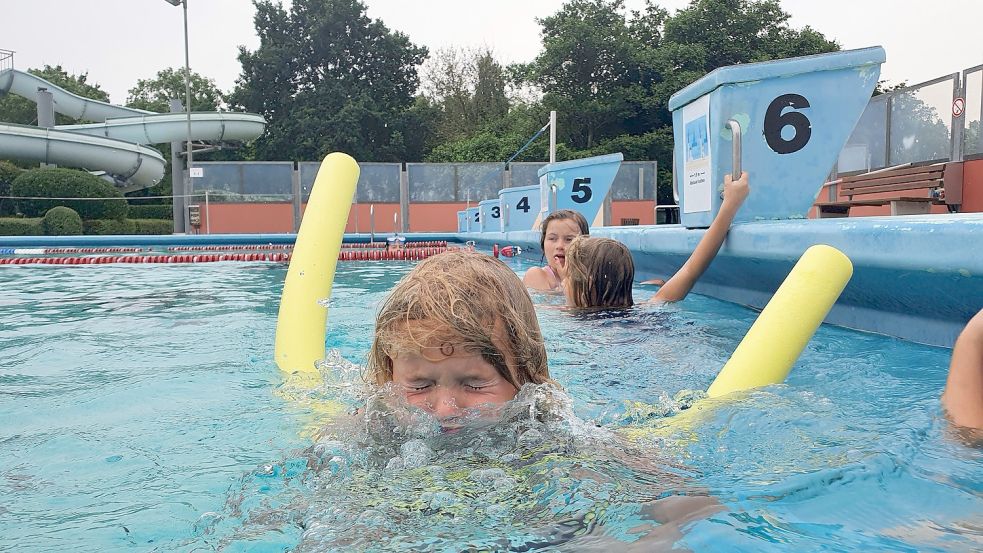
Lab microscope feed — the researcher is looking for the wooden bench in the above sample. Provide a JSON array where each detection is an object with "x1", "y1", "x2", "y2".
[{"x1": 816, "y1": 162, "x2": 963, "y2": 217}]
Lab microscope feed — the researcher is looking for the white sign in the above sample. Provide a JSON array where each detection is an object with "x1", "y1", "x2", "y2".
[
  {"x1": 952, "y1": 97, "x2": 965, "y2": 118},
  {"x1": 189, "y1": 167, "x2": 204, "y2": 178},
  {"x1": 681, "y1": 94, "x2": 712, "y2": 213}
]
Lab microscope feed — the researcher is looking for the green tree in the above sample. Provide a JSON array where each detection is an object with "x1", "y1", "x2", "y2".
[
  {"x1": 231, "y1": 0, "x2": 427, "y2": 161},
  {"x1": 126, "y1": 68, "x2": 224, "y2": 113},
  {"x1": 0, "y1": 65, "x2": 110, "y2": 125},
  {"x1": 661, "y1": 0, "x2": 839, "y2": 73},
  {"x1": 530, "y1": 0, "x2": 637, "y2": 150},
  {"x1": 421, "y1": 47, "x2": 510, "y2": 143}
]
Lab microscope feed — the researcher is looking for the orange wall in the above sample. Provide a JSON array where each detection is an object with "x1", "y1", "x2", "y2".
[
  {"x1": 611, "y1": 200, "x2": 656, "y2": 225},
  {"x1": 198, "y1": 202, "x2": 295, "y2": 234},
  {"x1": 409, "y1": 202, "x2": 468, "y2": 232},
  {"x1": 962, "y1": 159, "x2": 983, "y2": 212},
  {"x1": 197, "y1": 200, "x2": 660, "y2": 234}
]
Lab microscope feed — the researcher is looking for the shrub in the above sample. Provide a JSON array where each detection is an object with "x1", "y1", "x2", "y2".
[
  {"x1": 131, "y1": 219, "x2": 173, "y2": 235},
  {"x1": 127, "y1": 204, "x2": 173, "y2": 220},
  {"x1": 0, "y1": 161, "x2": 23, "y2": 216},
  {"x1": 0, "y1": 217, "x2": 43, "y2": 235},
  {"x1": 12, "y1": 168, "x2": 128, "y2": 219},
  {"x1": 83, "y1": 218, "x2": 136, "y2": 235},
  {"x1": 82, "y1": 218, "x2": 173, "y2": 235},
  {"x1": 43, "y1": 206, "x2": 83, "y2": 235}
]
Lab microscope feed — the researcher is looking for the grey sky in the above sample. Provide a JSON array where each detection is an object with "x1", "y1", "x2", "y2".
[{"x1": 2, "y1": 0, "x2": 980, "y2": 105}]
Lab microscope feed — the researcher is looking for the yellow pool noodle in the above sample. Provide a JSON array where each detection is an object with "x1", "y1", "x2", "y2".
[
  {"x1": 274, "y1": 153, "x2": 359, "y2": 383},
  {"x1": 706, "y1": 244, "x2": 853, "y2": 398}
]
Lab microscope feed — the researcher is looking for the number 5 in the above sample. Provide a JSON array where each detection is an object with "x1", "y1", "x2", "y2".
[{"x1": 571, "y1": 178, "x2": 592, "y2": 204}]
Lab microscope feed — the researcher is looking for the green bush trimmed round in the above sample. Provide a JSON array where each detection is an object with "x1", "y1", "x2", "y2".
[
  {"x1": 12, "y1": 168, "x2": 128, "y2": 220},
  {"x1": 43, "y1": 206, "x2": 83, "y2": 235}
]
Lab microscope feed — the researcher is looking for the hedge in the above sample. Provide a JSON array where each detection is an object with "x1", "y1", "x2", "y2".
[
  {"x1": 0, "y1": 217, "x2": 42, "y2": 235},
  {"x1": 43, "y1": 206, "x2": 83, "y2": 235},
  {"x1": 0, "y1": 161, "x2": 23, "y2": 216},
  {"x1": 127, "y1": 204, "x2": 173, "y2": 220},
  {"x1": 83, "y1": 218, "x2": 173, "y2": 235},
  {"x1": 12, "y1": 168, "x2": 128, "y2": 220}
]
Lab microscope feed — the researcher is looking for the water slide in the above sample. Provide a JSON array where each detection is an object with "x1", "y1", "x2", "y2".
[{"x1": 0, "y1": 68, "x2": 266, "y2": 189}]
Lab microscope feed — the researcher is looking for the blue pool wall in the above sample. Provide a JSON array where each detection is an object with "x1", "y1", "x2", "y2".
[
  {"x1": 463, "y1": 214, "x2": 983, "y2": 349},
  {"x1": 3, "y1": 215, "x2": 980, "y2": 348}
]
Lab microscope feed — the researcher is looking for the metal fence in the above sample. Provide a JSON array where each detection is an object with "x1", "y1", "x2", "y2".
[
  {"x1": 963, "y1": 64, "x2": 982, "y2": 157},
  {"x1": 193, "y1": 159, "x2": 658, "y2": 203},
  {"x1": 837, "y1": 66, "x2": 979, "y2": 174},
  {"x1": 191, "y1": 161, "x2": 293, "y2": 200},
  {"x1": 299, "y1": 162, "x2": 400, "y2": 203}
]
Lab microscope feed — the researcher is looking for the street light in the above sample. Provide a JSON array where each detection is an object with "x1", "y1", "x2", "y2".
[{"x1": 164, "y1": 0, "x2": 194, "y2": 234}]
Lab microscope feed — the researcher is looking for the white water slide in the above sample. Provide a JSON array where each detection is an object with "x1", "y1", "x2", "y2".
[{"x1": 0, "y1": 69, "x2": 266, "y2": 189}]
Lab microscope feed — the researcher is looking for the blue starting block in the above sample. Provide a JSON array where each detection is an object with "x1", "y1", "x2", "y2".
[
  {"x1": 456, "y1": 210, "x2": 468, "y2": 233},
  {"x1": 478, "y1": 199, "x2": 502, "y2": 232},
  {"x1": 535, "y1": 153, "x2": 623, "y2": 229},
  {"x1": 499, "y1": 184, "x2": 540, "y2": 232},
  {"x1": 668, "y1": 46, "x2": 885, "y2": 228},
  {"x1": 464, "y1": 207, "x2": 480, "y2": 232}
]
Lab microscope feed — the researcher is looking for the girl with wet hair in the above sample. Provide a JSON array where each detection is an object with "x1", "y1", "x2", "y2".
[
  {"x1": 367, "y1": 250, "x2": 551, "y2": 423},
  {"x1": 564, "y1": 172, "x2": 750, "y2": 308},
  {"x1": 523, "y1": 209, "x2": 590, "y2": 292}
]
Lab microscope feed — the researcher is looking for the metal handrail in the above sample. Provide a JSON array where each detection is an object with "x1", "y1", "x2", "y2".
[{"x1": 725, "y1": 119, "x2": 742, "y2": 179}]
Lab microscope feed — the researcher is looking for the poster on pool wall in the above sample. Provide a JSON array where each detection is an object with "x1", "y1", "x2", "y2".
[{"x1": 682, "y1": 94, "x2": 712, "y2": 214}]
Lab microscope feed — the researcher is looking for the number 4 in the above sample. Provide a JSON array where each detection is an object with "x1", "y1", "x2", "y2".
[{"x1": 516, "y1": 196, "x2": 531, "y2": 213}]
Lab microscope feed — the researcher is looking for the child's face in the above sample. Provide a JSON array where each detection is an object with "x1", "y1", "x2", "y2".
[
  {"x1": 544, "y1": 218, "x2": 582, "y2": 274},
  {"x1": 391, "y1": 348, "x2": 518, "y2": 425}
]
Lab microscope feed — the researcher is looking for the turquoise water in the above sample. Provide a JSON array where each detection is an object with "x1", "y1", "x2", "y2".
[{"x1": 0, "y1": 255, "x2": 980, "y2": 551}]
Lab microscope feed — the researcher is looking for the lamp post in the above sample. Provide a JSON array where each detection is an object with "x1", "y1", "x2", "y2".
[{"x1": 164, "y1": 0, "x2": 193, "y2": 233}]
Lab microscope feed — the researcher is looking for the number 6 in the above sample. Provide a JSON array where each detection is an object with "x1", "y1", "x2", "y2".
[{"x1": 764, "y1": 94, "x2": 811, "y2": 154}]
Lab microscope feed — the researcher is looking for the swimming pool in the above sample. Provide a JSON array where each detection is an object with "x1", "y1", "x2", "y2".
[{"x1": 1, "y1": 254, "x2": 980, "y2": 551}]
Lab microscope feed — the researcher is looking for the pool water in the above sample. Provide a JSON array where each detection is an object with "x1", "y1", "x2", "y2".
[{"x1": 0, "y1": 255, "x2": 980, "y2": 551}]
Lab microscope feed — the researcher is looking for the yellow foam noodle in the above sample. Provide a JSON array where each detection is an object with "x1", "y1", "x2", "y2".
[
  {"x1": 706, "y1": 244, "x2": 853, "y2": 398},
  {"x1": 274, "y1": 152, "x2": 359, "y2": 380}
]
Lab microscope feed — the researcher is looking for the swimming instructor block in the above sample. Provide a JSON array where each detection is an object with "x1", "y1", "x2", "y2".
[{"x1": 669, "y1": 47, "x2": 885, "y2": 228}]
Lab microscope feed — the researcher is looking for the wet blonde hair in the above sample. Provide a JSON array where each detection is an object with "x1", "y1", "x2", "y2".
[
  {"x1": 367, "y1": 250, "x2": 549, "y2": 387},
  {"x1": 565, "y1": 236, "x2": 635, "y2": 308}
]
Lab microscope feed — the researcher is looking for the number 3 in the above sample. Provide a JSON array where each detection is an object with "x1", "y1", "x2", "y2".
[
  {"x1": 491, "y1": 206, "x2": 500, "y2": 218},
  {"x1": 764, "y1": 94, "x2": 811, "y2": 154}
]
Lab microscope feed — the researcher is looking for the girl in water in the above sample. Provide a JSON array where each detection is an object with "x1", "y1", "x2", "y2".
[
  {"x1": 564, "y1": 172, "x2": 750, "y2": 308},
  {"x1": 522, "y1": 209, "x2": 589, "y2": 292}
]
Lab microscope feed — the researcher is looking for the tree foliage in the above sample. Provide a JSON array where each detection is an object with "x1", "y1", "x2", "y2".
[
  {"x1": 231, "y1": 0, "x2": 427, "y2": 161},
  {"x1": 126, "y1": 67, "x2": 224, "y2": 113},
  {"x1": 420, "y1": 47, "x2": 510, "y2": 144},
  {"x1": 0, "y1": 65, "x2": 110, "y2": 125}
]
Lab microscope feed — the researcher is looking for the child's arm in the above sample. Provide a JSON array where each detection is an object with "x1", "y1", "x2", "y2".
[
  {"x1": 942, "y1": 308, "x2": 983, "y2": 430},
  {"x1": 649, "y1": 172, "x2": 749, "y2": 303}
]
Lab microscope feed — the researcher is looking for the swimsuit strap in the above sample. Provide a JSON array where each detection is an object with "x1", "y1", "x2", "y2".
[{"x1": 543, "y1": 265, "x2": 560, "y2": 289}]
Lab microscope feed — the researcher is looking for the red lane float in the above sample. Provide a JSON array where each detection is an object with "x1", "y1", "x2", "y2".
[{"x1": 0, "y1": 244, "x2": 461, "y2": 266}]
